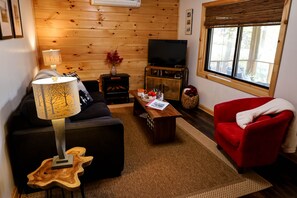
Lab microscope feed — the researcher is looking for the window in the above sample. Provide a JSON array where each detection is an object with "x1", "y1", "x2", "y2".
[
  {"x1": 197, "y1": 0, "x2": 292, "y2": 96},
  {"x1": 206, "y1": 25, "x2": 280, "y2": 88}
]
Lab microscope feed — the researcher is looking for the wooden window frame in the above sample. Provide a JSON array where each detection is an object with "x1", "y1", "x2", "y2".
[{"x1": 197, "y1": 0, "x2": 292, "y2": 96}]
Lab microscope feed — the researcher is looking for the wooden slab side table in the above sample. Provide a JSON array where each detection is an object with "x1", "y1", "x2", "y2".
[{"x1": 27, "y1": 147, "x2": 93, "y2": 197}]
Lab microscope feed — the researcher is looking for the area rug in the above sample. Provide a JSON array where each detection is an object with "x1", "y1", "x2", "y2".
[{"x1": 22, "y1": 104, "x2": 271, "y2": 198}]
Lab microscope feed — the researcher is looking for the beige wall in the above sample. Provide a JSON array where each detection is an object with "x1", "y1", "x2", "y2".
[
  {"x1": 33, "y1": 0, "x2": 179, "y2": 91},
  {"x1": 0, "y1": 0, "x2": 38, "y2": 197},
  {"x1": 178, "y1": 0, "x2": 297, "y2": 111}
]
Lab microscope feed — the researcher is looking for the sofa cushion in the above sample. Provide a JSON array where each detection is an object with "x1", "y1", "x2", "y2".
[
  {"x1": 217, "y1": 122, "x2": 244, "y2": 148},
  {"x1": 89, "y1": 92, "x2": 106, "y2": 103},
  {"x1": 70, "y1": 102, "x2": 111, "y2": 121}
]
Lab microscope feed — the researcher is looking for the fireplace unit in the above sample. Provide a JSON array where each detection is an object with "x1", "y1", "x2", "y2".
[{"x1": 100, "y1": 73, "x2": 130, "y2": 104}]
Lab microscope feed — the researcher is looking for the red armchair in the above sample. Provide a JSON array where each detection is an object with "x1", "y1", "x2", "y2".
[{"x1": 214, "y1": 97, "x2": 294, "y2": 173}]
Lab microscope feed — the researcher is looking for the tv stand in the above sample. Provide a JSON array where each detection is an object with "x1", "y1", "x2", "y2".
[{"x1": 144, "y1": 66, "x2": 187, "y2": 101}]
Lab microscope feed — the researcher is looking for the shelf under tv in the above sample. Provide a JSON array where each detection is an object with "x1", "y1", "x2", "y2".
[
  {"x1": 145, "y1": 66, "x2": 187, "y2": 101},
  {"x1": 146, "y1": 66, "x2": 186, "y2": 71}
]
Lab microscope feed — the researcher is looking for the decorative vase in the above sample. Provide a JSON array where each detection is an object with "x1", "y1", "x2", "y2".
[{"x1": 110, "y1": 65, "x2": 117, "y2": 76}]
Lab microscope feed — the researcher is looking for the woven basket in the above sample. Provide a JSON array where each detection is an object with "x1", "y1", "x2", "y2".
[{"x1": 181, "y1": 88, "x2": 199, "y2": 109}]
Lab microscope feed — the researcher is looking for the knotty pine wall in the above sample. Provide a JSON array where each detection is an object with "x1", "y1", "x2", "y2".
[{"x1": 33, "y1": 0, "x2": 179, "y2": 90}]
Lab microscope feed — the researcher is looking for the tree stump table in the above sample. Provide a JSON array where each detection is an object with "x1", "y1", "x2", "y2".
[{"x1": 27, "y1": 147, "x2": 93, "y2": 197}]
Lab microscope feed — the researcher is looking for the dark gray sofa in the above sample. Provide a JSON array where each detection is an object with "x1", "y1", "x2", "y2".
[{"x1": 7, "y1": 80, "x2": 124, "y2": 193}]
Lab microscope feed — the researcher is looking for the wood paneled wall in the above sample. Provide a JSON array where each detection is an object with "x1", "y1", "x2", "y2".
[{"x1": 33, "y1": 0, "x2": 179, "y2": 90}]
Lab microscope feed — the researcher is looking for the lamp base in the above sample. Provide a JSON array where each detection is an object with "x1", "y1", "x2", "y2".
[{"x1": 52, "y1": 154, "x2": 73, "y2": 169}]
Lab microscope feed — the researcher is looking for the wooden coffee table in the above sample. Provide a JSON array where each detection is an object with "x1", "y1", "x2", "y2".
[{"x1": 130, "y1": 90, "x2": 182, "y2": 143}]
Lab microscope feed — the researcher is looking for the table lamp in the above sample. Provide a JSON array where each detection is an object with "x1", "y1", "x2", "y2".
[
  {"x1": 42, "y1": 49, "x2": 62, "y2": 70},
  {"x1": 32, "y1": 77, "x2": 81, "y2": 169}
]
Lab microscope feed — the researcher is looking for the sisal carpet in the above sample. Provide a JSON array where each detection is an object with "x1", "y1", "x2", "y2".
[{"x1": 22, "y1": 104, "x2": 271, "y2": 198}]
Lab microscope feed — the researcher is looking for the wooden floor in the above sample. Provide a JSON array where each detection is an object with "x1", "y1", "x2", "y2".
[{"x1": 170, "y1": 101, "x2": 297, "y2": 198}]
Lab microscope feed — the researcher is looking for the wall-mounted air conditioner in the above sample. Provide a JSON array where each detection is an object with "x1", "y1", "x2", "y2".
[{"x1": 90, "y1": 0, "x2": 141, "y2": 7}]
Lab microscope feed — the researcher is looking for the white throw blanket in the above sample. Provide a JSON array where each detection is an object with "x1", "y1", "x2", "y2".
[{"x1": 236, "y1": 98, "x2": 296, "y2": 153}]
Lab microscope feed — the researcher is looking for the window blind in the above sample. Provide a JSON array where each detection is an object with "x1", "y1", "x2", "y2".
[{"x1": 204, "y1": 0, "x2": 285, "y2": 28}]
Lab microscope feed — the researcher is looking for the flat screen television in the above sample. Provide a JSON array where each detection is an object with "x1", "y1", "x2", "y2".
[{"x1": 148, "y1": 39, "x2": 187, "y2": 67}]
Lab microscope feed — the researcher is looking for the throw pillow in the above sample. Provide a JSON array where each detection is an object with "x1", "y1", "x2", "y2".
[
  {"x1": 62, "y1": 71, "x2": 80, "y2": 81},
  {"x1": 63, "y1": 71, "x2": 94, "y2": 109},
  {"x1": 79, "y1": 90, "x2": 93, "y2": 110},
  {"x1": 63, "y1": 71, "x2": 88, "y2": 92},
  {"x1": 34, "y1": 69, "x2": 62, "y2": 80},
  {"x1": 27, "y1": 69, "x2": 63, "y2": 92}
]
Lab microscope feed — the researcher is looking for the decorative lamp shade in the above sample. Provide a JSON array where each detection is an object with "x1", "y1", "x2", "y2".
[
  {"x1": 32, "y1": 77, "x2": 81, "y2": 120},
  {"x1": 42, "y1": 49, "x2": 62, "y2": 66}
]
